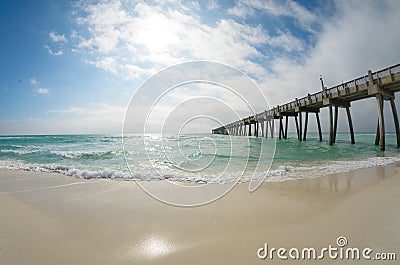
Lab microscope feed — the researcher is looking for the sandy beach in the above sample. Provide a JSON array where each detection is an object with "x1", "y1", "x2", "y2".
[
  {"x1": 0, "y1": 164, "x2": 399, "y2": 265},
  {"x1": 2, "y1": 0, "x2": 400, "y2": 264}
]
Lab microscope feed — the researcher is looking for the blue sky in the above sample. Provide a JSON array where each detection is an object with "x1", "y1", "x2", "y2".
[{"x1": 0, "y1": 0, "x2": 399, "y2": 135}]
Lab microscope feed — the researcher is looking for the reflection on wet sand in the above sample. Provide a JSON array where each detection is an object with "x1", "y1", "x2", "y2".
[{"x1": 263, "y1": 162, "x2": 397, "y2": 198}]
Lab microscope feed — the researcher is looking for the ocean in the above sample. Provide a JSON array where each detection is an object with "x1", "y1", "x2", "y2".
[{"x1": 0, "y1": 133, "x2": 399, "y2": 184}]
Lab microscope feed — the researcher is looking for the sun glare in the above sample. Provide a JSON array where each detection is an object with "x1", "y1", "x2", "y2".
[
  {"x1": 131, "y1": 234, "x2": 176, "y2": 259},
  {"x1": 137, "y1": 14, "x2": 179, "y2": 54}
]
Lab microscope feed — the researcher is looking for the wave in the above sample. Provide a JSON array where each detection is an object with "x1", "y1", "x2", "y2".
[
  {"x1": 0, "y1": 149, "x2": 125, "y2": 160},
  {"x1": 268, "y1": 156, "x2": 400, "y2": 181},
  {"x1": 0, "y1": 149, "x2": 40, "y2": 155},
  {"x1": 0, "y1": 160, "x2": 130, "y2": 180},
  {"x1": 50, "y1": 150, "x2": 123, "y2": 159},
  {"x1": 1, "y1": 155, "x2": 399, "y2": 184}
]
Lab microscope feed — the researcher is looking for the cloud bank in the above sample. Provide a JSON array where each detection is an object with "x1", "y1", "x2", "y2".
[{"x1": 2, "y1": 0, "x2": 400, "y2": 135}]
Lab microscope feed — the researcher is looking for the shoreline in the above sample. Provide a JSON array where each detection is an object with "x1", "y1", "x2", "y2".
[
  {"x1": 0, "y1": 163, "x2": 399, "y2": 264},
  {"x1": 1, "y1": 151, "x2": 399, "y2": 184}
]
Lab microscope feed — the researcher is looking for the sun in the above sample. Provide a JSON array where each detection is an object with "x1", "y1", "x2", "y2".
[{"x1": 136, "y1": 13, "x2": 179, "y2": 54}]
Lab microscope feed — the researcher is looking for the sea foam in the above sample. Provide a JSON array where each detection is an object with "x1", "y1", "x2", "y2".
[{"x1": 0, "y1": 155, "x2": 399, "y2": 184}]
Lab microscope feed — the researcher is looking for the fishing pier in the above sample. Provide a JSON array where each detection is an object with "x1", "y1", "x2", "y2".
[{"x1": 212, "y1": 63, "x2": 400, "y2": 151}]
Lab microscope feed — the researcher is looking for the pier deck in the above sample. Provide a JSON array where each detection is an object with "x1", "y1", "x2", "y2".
[{"x1": 212, "y1": 63, "x2": 400, "y2": 150}]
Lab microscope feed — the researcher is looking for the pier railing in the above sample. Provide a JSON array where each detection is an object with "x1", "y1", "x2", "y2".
[{"x1": 213, "y1": 63, "x2": 400, "y2": 151}]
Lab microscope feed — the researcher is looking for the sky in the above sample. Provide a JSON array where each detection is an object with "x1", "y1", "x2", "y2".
[{"x1": 0, "y1": 0, "x2": 399, "y2": 135}]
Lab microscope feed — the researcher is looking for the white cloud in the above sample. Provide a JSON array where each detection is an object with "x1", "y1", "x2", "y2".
[
  {"x1": 5, "y1": 103, "x2": 121, "y2": 135},
  {"x1": 0, "y1": 115, "x2": 121, "y2": 135},
  {"x1": 267, "y1": 30, "x2": 305, "y2": 52},
  {"x1": 227, "y1": 3, "x2": 254, "y2": 18},
  {"x1": 86, "y1": 56, "x2": 118, "y2": 74},
  {"x1": 119, "y1": 64, "x2": 157, "y2": 80},
  {"x1": 49, "y1": 31, "x2": 67, "y2": 42},
  {"x1": 34, "y1": 88, "x2": 49, "y2": 94},
  {"x1": 257, "y1": 0, "x2": 400, "y2": 132},
  {"x1": 31, "y1": 79, "x2": 49, "y2": 95},
  {"x1": 75, "y1": 0, "x2": 128, "y2": 54},
  {"x1": 228, "y1": 0, "x2": 318, "y2": 32},
  {"x1": 73, "y1": 0, "x2": 312, "y2": 82},
  {"x1": 206, "y1": 0, "x2": 219, "y2": 10},
  {"x1": 48, "y1": 103, "x2": 124, "y2": 117},
  {"x1": 58, "y1": 0, "x2": 400, "y2": 134},
  {"x1": 74, "y1": 1, "x2": 272, "y2": 79},
  {"x1": 307, "y1": 0, "x2": 400, "y2": 80},
  {"x1": 44, "y1": 44, "x2": 63, "y2": 56},
  {"x1": 262, "y1": 0, "x2": 400, "y2": 93},
  {"x1": 29, "y1": 78, "x2": 38, "y2": 85}
]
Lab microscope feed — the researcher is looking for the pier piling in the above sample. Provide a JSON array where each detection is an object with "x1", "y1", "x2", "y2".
[
  {"x1": 390, "y1": 98, "x2": 400, "y2": 147},
  {"x1": 212, "y1": 63, "x2": 400, "y2": 151},
  {"x1": 316, "y1": 112, "x2": 322, "y2": 141},
  {"x1": 303, "y1": 111, "x2": 309, "y2": 141}
]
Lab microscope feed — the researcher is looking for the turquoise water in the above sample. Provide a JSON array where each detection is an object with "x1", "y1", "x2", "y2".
[{"x1": 0, "y1": 133, "x2": 399, "y2": 183}]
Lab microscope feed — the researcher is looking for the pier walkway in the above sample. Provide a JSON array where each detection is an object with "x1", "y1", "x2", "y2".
[{"x1": 212, "y1": 63, "x2": 400, "y2": 151}]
